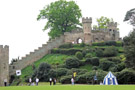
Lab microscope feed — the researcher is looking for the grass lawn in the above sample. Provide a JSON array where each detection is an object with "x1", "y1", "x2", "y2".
[{"x1": 1, "y1": 85, "x2": 135, "y2": 90}]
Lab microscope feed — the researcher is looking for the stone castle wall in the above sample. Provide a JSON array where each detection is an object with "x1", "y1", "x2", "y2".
[
  {"x1": 9, "y1": 35, "x2": 64, "y2": 75},
  {"x1": 0, "y1": 45, "x2": 9, "y2": 86}
]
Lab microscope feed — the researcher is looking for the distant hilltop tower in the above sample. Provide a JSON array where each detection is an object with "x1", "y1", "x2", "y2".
[
  {"x1": 82, "y1": 17, "x2": 92, "y2": 44},
  {"x1": 0, "y1": 45, "x2": 9, "y2": 86}
]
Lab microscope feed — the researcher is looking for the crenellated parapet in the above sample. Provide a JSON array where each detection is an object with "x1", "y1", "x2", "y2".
[{"x1": 82, "y1": 17, "x2": 92, "y2": 23}]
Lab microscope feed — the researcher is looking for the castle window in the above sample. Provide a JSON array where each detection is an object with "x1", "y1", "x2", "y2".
[
  {"x1": 109, "y1": 29, "x2": 112, "y2": 31},
  {"x1": 77, "y1": 38, "x2": 83, "y2": 44}
]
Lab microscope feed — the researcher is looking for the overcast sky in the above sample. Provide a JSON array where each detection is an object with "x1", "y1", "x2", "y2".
[{"x1": 0, "y1": 0, "x2": 134, "y2": 63}]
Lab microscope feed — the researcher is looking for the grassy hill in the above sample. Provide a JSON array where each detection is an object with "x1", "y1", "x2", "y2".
[{"x1": 11, "y1": 41, "x2": 135, "y2": 85}]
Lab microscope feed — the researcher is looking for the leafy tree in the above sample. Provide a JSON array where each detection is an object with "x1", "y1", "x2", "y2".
[
  {"x1": 124, "y1": 8, "x2": 135, "y2": 26},
  {"x1": 123, "y1": 29, "x2": 135, "y2": 69},
  {"x1": 93, "y1": 16, "x2": 114, "y2": 29},
  {"x1": 37, "y1": 0, "x2": 82, "y2": 39}
]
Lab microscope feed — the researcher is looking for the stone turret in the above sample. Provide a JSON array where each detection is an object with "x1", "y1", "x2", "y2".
[
  {"x1": 107, "y1": 22, "x2": 117, "y2": 30},
  {"x1": 82, "y1": 17, "x2": 92, "y2": 44},
  {"x1": 0, "y1": 45, "x2": 9, "y2": 86}
]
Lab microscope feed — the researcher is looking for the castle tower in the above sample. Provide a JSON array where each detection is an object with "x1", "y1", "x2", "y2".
[
  {"x1": 107, "y1": 22, "x2": 117, "y2": 30},
  {"x1": 0, "y1": 45, "x2": 9, "y2": 86},
  {"x1": 107, "y1": 22, "x2": 119, "y2": 40},
  {"x1": 82, "y1": 17, "x2": 92, "y2": 44}
]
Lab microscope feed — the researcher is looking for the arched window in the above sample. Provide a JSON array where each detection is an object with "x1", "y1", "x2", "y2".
[{"x1": 77, "y1": 38, "x2": 83, "y2": 44}]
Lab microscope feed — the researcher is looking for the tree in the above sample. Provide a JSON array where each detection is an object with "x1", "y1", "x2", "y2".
[
  {"x1": 93, "y1": 16, "x2": 114, "y2": 29},
  {"x1": 37, "y1": 0, "x2": 82, "y2": 39},
  {"x1": 124, "y1": 8, "x2": 135, "y2": 26},
  {"x1": 123, "y1": 29, "x2": 135, "y2": 69},
  {"x1": 123, "y1": 8, "x2": 135, "y2": 69}
]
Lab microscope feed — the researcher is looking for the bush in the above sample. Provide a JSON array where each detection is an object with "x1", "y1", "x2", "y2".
[
  {"x1": 96, "y1": 49, "x2": 103, "y2": 57},
  {"x1": 92, "y1": 66, "x2": 98, "y2": 70},
  {"x1": 116, "y1": 41, "x2": 123, "y2": 47},
  {"x1": 91, "y1": 57, "x2": 99, "y2": 66},
  {"x1": 85, "y1": 58, "x2": 92, "y2": 64},
  {"x1": 103, "y1": 46, "x2": 118, "y2": 57},
  {"x1": 57, "y1": 68, "x2": 69, "y2": 77},
  {"x1": 60, "y1": 75, "x2": 72, "y2": 84},
  {"x1": 59, "y1": 43, "x2": 73, "y2": 48},
  {"x1": 75, "y1": 51, "x2": 83, "y2": 60},
  {"x1": 65, "y1": 57, "x2": 80, "y2": 69},
  {"x1": 51, "y1": 48, "x2": 82, "y2": 55},
  {"x1": 80, "y1": 42, "x2": 86, "y2": 47},
  {"x1": 99, "y1": 59, "x2": 114, "y2": 71},
  {"x1": 116, "y1": 69, "x2": 135, "y2": 84},
  {"x1": 92, "y1": 41, "x2": 105, "y2": 46},
  {"x1": 108, "y1": 57, "x2": 121, "y2": 64},
  {"x1": 49, "y1": 69, "x2": 57, "y2": 78},
  {"x1": 105, "y1": 41, "x2": 116, "y2": 46},
  {"x1": 32, "y1": 63, "x2": 51, "y2": 81},
  {"x1": 85, "y1": 53, "x2": 92, "y2": 58}
]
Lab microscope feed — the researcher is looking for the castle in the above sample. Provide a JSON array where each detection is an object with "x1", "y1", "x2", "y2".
[
  {"x1": 0, "y1": 45, "x2": 9, "y2": 86},
  {"x1": 0, "y1": 17, "x2": 120, "y2": 86}
]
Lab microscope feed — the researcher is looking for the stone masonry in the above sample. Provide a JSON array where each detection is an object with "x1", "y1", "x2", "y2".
[{"x1": 0, "y1": 45, "x2": 9, "y2": 86}]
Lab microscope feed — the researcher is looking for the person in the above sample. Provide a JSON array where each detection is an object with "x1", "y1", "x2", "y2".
[
  {"x1": 93, "y1": 75, "x2": 97, "y2": 84},
  {"x1": 29, "y1": 78, "x2": 32, "y2": 86},
  {"x1": 100, "y1": 81, "x2": 103, "y2": 85},
  {"x1": 36, "y1": 77, "x2": 39, "y2": 86},
  {"x1": 53, "y1": 78, "x2": 56, "y2": 85},
  {"x1": 71, "y1": 78, "x2": 74, "y2": 85},
  {"x1": 4, "y1": 79, "x2": 7, "y2": 86},
  {"x1": 49, "y1": 78, "x2": 52, "y2": 85},
  {"x1": 31, "y1": 82, "x2": 35, "y2": 86}
]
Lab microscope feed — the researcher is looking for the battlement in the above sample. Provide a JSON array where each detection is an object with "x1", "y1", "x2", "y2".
[
  {"x1": 0, "y1": 45, "x2": 9, "y2": 49},
  {"x1": 107, "y1": 22, "x2": 117, "y2": 27},
  {"x1": 82, "y1": 17, "x2": 92, "y2": 23}
]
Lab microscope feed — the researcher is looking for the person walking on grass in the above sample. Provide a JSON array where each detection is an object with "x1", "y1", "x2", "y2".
[
  {"x1": 49, "y1": 78, "x2": 52, "y2": 85},
  {"x1": 36, "y1": 77, "x2": 39, "y2": 86},
  {"x1": 4, "y1": 79, "x2": 7, "y2": 86},
  {"x1": 29, "y1": 78, "x2": 32, "y2": 86},
  {"x1": 71, "y1": 78, "x2": 74, "y2": 85}
]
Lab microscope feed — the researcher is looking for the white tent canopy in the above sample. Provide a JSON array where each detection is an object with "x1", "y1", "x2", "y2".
[{"x1": 103, "y1": 71, "x2": 118, "y2": 85}]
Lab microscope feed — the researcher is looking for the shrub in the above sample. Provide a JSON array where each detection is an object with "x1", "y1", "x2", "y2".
[
  {"x1": 32, "y1": 63, "x2": 51, "y2": 81},
  {"x1": 103, "y1": 46, "x2": 118, "y2": 57},
  {"x1": 75, "y1": 51, "x2": 83, "y2": 60},
  {"x1": 80, "y1": 42, "x2": 86, "y2": 47},
  {"x1": 85, "y1": 58, "x2": 92, "y2": 64},
  {"x1": 96, "y1": 49, "x2": 103, "y2": 57},
  {"x1": 105, "y1": 41, "x2": 116, "y2": 46},
  {"x1": 116, "y1": 41, "x2": 123, "y2": 47},
  {"x1": 92, "y1": 41, "x2": 105, "y2": 46},
  {"x1": 59, "y1": 43, "x2": 73, "y2": 48},
  {"x1": 99, "y1": 59, "x2": 114, "y2": 71},
  {"x1": 57, "y1": 68, "x2": 68, "y2": 77},
  {"x1": 51, "y1": 48, "x2": 82, "y2": 55},
  {"x1": 108, "y1": 57, "x2": 121, "y2": 64},
  {"x1": 60, "y1": 75, "x2": 72, "y2": 84},
  {"x1": 92, "y1": 66, "x2": 98, "y2": 70},
  {"x1": 91, "y1": 57, "x2": 99, "y2": 66},
  {"x1": 65, "y1": 57, "x2": 80, "y2": 69},
  {"x1": 116, "y1": 69, "x2": 135, "y2": 84},
  {"x1": 49, "y1": 69, "x2": 57, "y2": 78},
  {"x1": 85, "y1": 53, "x2": 92, "y2": 58}
]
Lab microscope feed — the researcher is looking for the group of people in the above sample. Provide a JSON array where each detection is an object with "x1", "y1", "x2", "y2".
[
  {"x1": 29, "y1": 78, "x2": 39, "y2": 86},
  {"x1": 49, "y1": 78, "x2": 57, "y2": 85},
  {"x1": 28, "y1": 77, "x2": 57, "y2": 86}
]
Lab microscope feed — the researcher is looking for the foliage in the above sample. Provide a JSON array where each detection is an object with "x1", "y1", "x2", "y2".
[
  {"x1": 57, "y1": 68, "x2": 69, "y2": 77},
  {"x1": 59, "y1": 43, "x2": 73, "y2": 48},
  {"x1": 92, "y1": 41, "x2": 123, "y2": 46},
  {"x1": 96, "y1": 49, "x2": 103, "y2": 57},
  {"x1": 116, "y1": 69, "x2": 135, "y2": 84},
  {"x1": 60, "y1": 75, "x2": 72, "y2": 84},
  {"x1": 91, "y1": 57, "x2": 99, "y2": 66},
  {"x1": 75, "y1": 51, "x2": 83, "y2": 60},
  {"x1": 65, "y1": 57, "x2": 80, "y2": 69},
  {"x1": 124, "y1": 8, "x2": 135, "y2": 26},
  {"x1": 32, "y1": 63, "x2": 51, "y2": 82},
  {"x1": 99, "y1": 59, "x2": 114, "y2": 71},
  {"x1": 103, "y1": 46, "x2": 118, "y2": 57},
  {"x1": 85, "y1": 58, "x2": 91, "y2": 64},
  {"x1": 123, "y1": 29, "x2": 135, "y2": 69},
  {"x1": 37, "y1": 0, "x2": 82, "y2": 38},
  {"x1": 85, "y1": 53, "x2": 92, "y2": 58},
  {"x1": 51, "y1": 48, "x2": 82, "y2": 55},
  {"x1": 93, "y1": 16, "x2": 114, "y2": 29},
  {"x1": 49, "y1": 69, "x2": 57, "y2": 78}
]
